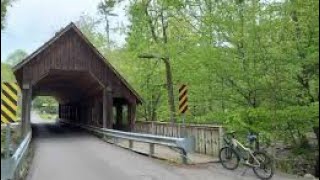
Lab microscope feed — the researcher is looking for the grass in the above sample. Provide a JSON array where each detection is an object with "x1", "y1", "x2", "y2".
[
  {"x1": 1, "y1": 124, "x2": 21, "y2": 158},
  {"x1": 1, "y1": 124, "x2": 34, "y2": 180},
  {"x1": 38, "y1": 113, "x2": 57, "y2": 120},
  {"x1": 15, "y1": 141, "x2": 34, "y2": 180}
]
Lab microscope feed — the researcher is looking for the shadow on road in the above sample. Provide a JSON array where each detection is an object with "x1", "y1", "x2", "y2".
[
  {"x1": 31, "y1": 121, "x2": 89, "y2": 139},
  {"x1": 28, "y1": 121, "x2": 302, "y2": 180}
]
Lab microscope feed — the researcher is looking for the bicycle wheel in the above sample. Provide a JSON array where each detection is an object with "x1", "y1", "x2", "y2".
[
  {"x1": 252, "y1": 151, "x2": 274, "y2": 180},
  {"x1": 219, "y1": 147, "x2": 240, "y2": 170}
]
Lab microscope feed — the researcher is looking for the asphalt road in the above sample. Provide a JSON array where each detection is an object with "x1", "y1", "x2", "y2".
[{"x1": 26, "y1": 115, "x2": 302, "y2": 180}]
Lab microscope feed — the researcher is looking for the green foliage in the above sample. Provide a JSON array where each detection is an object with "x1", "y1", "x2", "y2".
[
  {"x1": 86, "y1": 0, "x2": 319, "y2": 151},
  {"x1": 1, "y1": 1, "x2": 318, "y2": 173},
  {"x1": 1, "y1": 63, "x2": 16, "y2": 82},
  {"x1": 76, "y1": 14, "x2": 108, "y2": 52},
  {"x1": 60, "y1": 0, "x2": 319, "y2": 170},
  {"x1": 98, "y1": 0, "x2": 117, "y2": 14},
  {"x1": 5, "y1": 49, "x2": 28, "y2": 66},
  {"x1": 1, "y1": 49, "x2": 27, "y2": 82},
  {"x1": 38, "y1": 113, "x2": 57, "y2": 120},
  {"x1": 1, "y1": 0, "x2": 317, "y2": 174},
  {"x1": 1, "y1": 0, "x2": 13, "y2": 30},
  {"x1": 1, "y1": 126, "x2": 20, "y2": 158},
  {"x1": 33, "y1": 96, "x2": 58, "y2": 114}
]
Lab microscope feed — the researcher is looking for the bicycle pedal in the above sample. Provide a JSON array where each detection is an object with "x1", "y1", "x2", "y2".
[{"x1": 241, "y1": 168, "x2": 250, "y2": 176}]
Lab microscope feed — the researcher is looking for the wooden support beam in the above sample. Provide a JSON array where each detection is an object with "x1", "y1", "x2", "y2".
[
  {"x1": 116, "y1": 105, "x2": 123, "y2": 129},
  {"x1": 21, "y1": 84, "x2": 32, "y2": 136},
  {"x1": 127, "y1": 102, "x2": 136, "y2": 131},
  {"x1": 58, "y1": 104, "x2": 61, "y2": 118},
  {"x1": 103, "y1": 88, "x2": 113, "y2": 128},
  {"x1": 107, "y1": 91, "x2": 114, "y2": 129},
  {"x1": 61, "y1": 105, "x2": 63, "y2": 118},
  {"x1": 103, "y1": 89, "x2": 107, "y2": 128}
]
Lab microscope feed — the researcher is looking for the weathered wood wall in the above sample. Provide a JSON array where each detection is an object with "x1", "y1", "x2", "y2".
[
  {"x1": 19, "y1": 29, "x2": 136, "y2": 104},
  {"x1": 134, "y1": 121, "x2": 224, "y2": 156}
]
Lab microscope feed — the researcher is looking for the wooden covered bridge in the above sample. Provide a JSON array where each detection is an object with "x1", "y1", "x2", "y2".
[{"x1": 13, "y1": 22, "x2": 142, "y2": 135}]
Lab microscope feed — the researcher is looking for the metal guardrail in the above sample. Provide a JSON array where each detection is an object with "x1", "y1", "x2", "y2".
[
  {"x1": 60, "y1": 120, "x2": 195, "y2": 164},
  {"x1": 1, "y1": 131, "x2": 32, "y2": 180}
]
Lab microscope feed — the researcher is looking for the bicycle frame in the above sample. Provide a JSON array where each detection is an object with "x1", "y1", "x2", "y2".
[
  {"x1": 230, "y1": 138, "x2": 261, "y2": 168},
  {"x1": 221, "y1": 133, "x2": 274, "y2": 180}
]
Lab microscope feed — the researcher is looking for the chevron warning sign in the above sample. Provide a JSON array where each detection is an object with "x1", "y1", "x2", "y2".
[
  {"x1": 179, "y1": 84, "x2": 188, "y2": 114},
  {"x1": 1, "y1": 82, "x2": 20, "y2": 124}
]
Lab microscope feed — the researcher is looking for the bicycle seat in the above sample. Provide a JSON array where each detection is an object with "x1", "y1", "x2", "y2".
[{"x1": 247, "y1": 134, "x2": 257, "y2": 143}]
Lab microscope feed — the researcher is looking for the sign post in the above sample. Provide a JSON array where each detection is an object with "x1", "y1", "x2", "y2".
[{"x1": 179, "y1": 84, "x2": 188, "y2": 137}]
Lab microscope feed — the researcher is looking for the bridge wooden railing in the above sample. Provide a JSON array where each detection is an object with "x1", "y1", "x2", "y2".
[{"x1": 134, "y1": 121, "x2": 224, "y2": 157}]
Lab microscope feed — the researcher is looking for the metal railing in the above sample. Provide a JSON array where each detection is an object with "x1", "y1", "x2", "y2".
[
  {"x1": 1, "y1": 130, "x2": 32, "y2": 180},
  {"x1": 60, "y1": 120, "x2": 195, "y2": 164}
]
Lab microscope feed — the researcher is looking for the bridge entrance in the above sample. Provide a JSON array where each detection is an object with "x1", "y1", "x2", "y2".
[{"x1": 13, "y1": 23, "x2": 142, "y2": 135}]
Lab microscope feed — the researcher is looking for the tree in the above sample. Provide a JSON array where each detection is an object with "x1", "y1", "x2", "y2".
[
  {"x1": 1, "y1": 0, "x2": 13, "y2": 30},
  {"x1": 85, "y1": 0, "x2": 319, "y2": 175},
  {"x1": 75, "y1": 14, "x2": 108, "y2": 52},
  {"x1": 33, "y1": 96, "x2": 58, "y2": 114},
  {"x1": 90, "y1": 0, "x2": 318, "y2": 151},
  {"x1": 97, "y1": 0, "x2": 119, "y2": 48},
  {"x1": 5, "y1": 49, "x2": 28, "y2": 66},
  {"x1": 125, "y1": 0, "x2": 189, "y2": 123},
  {"x1": 1, "y1": 63, "x2": 15, "y2": 81}
]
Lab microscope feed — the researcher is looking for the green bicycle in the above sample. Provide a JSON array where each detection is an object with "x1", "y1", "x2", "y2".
[{"x1": 219, "y1": 131, "x2": 274, "y2": 180}]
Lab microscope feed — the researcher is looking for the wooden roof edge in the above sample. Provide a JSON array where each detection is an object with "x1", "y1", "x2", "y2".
[
  {"x1": 70, "y1": 24, "x2": 143, "y2": 104},
  {"x1": 12, "y1": 22, "x2": 143, "y2": 104},
  {"x1": 12, "y1": 22, "x2": 75, "y2": 72}
]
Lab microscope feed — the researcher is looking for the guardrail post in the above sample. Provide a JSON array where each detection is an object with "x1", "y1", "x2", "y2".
[
  {"x1": 113, "y1": 137, "x2": 119, "y2": 144},
  {"x1": 181, "y1": 149, "x2": 187, "y2": 164},
  {"x1": 5, "y1": 124, "x2": 11, "y2": 159},
  {"x1": 151, "y1": 121, "x2": 155, "y2": 135},
  {"x1": 129, "y1": 140, "x2": 133, "y2": 149},
  {"x1": 149, "y1": 143, "x2": 155, "y2": 156},
  {"x1": 218, "y1": 126, "x2": 224, "y2": 150},
  {"x1": 181, "y1": 114, "x2": 186, "y2": 138}
]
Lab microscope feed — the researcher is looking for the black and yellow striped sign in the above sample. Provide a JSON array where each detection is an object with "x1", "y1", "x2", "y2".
[
  {"x1": 179, "y1": 84, "x2": 188, "y2": 114},
  {"x1": 1, "y1": 82, "x2": 20, "y2": 124}
]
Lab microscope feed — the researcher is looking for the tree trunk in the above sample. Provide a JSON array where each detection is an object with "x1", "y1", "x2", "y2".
[{"x1": 314, "y1": 127, "x2": 319, "y2": 177}]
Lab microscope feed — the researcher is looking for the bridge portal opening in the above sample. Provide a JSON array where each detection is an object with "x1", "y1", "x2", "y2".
[
  {"x1": 32, "y1": 96, "x2": 58, "y2": 123},
  {"x1": 12, "y1": 23, "x2": 142, "y2": 135}
]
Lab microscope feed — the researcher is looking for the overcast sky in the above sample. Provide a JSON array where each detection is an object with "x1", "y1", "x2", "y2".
[{"x1": 1, "y1": 0, "x2": 128, "y2": 61}]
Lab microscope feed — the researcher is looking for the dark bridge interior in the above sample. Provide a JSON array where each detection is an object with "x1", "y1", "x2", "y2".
[{"x1": 13, "y1": 23, "x2": 142, "y2": 135}]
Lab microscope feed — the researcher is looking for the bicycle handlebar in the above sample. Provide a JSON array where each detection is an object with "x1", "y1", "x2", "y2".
[{"x1": 225, "y1": 131, "x2": 236, "y2": 136}]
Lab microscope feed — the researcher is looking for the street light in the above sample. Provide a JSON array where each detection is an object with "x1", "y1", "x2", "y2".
[
  {"x1": 138, "y1": 53, "x2": 176, "y2": 124},
  {"x1": 138, "y1": 54, "x2": 166, "y2": 60}
]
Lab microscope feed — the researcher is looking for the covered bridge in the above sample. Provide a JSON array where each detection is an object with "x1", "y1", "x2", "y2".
[{"x1": 13, "y1": 22, "x2": 142, "y2": 135}]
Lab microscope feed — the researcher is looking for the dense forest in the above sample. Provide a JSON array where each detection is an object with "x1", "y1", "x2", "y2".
[
  {"x1": 72, "y1": 0, "x2": 320, "y2": 175},
  {"x1": 1, "y1": 0, "x2": 319, "y2": 176}
]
